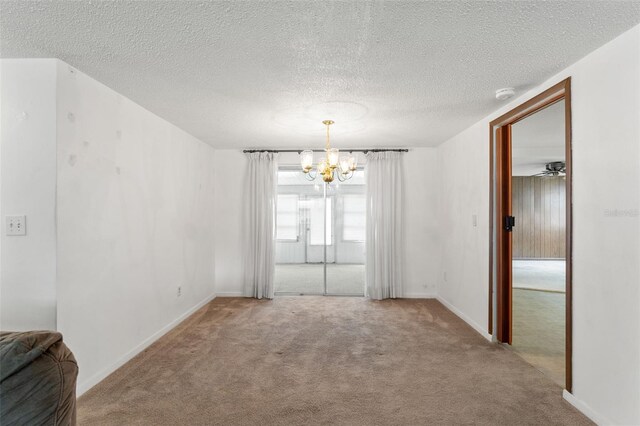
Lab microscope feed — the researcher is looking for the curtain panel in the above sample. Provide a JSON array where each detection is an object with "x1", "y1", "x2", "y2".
[
  {"x1": 244, "y1": 152, "x2": 278, "y2": 299},
  {"x1": 365, "y1": 151, "x2": 404, "y2": 300}
]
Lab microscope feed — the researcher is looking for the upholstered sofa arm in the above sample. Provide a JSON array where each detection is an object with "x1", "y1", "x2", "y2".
[{"x1": 0, "y1": 331, "x2": 78, "y2": 425}]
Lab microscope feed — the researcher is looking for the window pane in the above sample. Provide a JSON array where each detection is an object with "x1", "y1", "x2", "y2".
[
  {"x1": 343, "y1": 194, "x2": 365, "y2": 241},
  {"x1": 277, "y1": 194, "x2": 298, "y2": 241}
]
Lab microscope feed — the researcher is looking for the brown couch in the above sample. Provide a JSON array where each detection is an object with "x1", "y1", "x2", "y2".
[{"x1": 0, "y1": 331, "x2": 78, "y2": 425}]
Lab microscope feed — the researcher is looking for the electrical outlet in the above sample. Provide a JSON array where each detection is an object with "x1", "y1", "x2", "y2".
[
  {"x1": 177, "y1": 286, "x2": 182, "y2": 297},
  {"x1": 6, "y1": 216, "x2": 26, "y2": 236},
  {"x1": 472, "y1": 214, "x2": 478, "y2": 227}
]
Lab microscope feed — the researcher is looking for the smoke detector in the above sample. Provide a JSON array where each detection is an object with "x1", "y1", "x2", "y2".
[{"x1": 495, "y1": 87, "x2": 515, "y2": 101}]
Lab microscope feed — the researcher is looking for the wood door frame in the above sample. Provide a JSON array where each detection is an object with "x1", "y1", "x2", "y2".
[
  {"x1": 488, "y1": 77, "x2": 573, "y2": 391},
  {"x1": 495, "y1": 125, "x2": 513, "y2": 344}
]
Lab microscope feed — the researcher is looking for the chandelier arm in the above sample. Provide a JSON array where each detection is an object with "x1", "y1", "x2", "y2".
[
  {"x1": 305, "y1": 170, "x2": 317, "y2": 181},
  {"x1": 337, "y1": 169, "x2": 353, "y2": 182}
]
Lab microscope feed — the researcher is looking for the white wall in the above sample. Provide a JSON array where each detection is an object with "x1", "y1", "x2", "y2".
[
  {"x1": 436, "y1": 120, "x2": 491, "y2": 335},
  {"x1": 437, "y1": 24, "x2": 640, "y2": 425},
  {"x1": 0, "y1": 59, "x2": 58, "y2": 330},
  {"x1": 213, "y1": 149, "x2": 440, "y2": 298},
  {"x1": 213, "y1": 150, "x2": 247, "y2": 296},
  {"x1": 403, "y1": 148, "x2": 439, "y2": 297},
  {"x1": 54, "y1": 61, "x2": 217, "y2": 394}
]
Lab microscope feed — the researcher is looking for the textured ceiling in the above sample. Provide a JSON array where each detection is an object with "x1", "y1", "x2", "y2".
[
  {"x1": 1, "y1": 1, "x2": 639, "y2": 149},
  {"x1": 512, "y1": 100, "x2": 565, "y2": 176}
]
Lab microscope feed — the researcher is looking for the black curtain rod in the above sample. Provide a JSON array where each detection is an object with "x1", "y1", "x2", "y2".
[{"x1": 242, "y1": 148, "x2": 409, "y2": 154}]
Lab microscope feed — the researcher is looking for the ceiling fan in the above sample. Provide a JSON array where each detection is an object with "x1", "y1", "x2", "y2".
[{"x1": 531, "y1": 161, "x2": 566, "y2": 177}]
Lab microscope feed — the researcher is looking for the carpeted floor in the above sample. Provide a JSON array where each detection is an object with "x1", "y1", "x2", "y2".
[
  {"x1": 513, "y1": 260, "x2": 565, "y2": 292},
  {"x1": 512, "y1": 289, "x2": 565, "y2": 387},
  {"x1": 275, "y1": 264, "x2": 365, "y2": 295},
  {"x1": 78, "y1": 297, "x2": 590, "y2": 425}
]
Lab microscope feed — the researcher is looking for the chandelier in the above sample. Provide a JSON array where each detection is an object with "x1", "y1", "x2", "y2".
[{"x1": 299, "y1": 120, "x2": 358, "y2": 183}]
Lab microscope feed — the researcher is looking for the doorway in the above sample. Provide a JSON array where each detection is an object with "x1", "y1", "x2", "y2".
[
  {"x1": 274, "y1": 168, "x2": 366, "y2": 296},
  {"x1": 490, "y1": 78, "x2": 572, "y2": 391}
]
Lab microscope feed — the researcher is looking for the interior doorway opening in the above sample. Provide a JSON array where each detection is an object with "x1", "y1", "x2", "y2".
[
  {"x1": 274, "y1": 167, "x2": 366, "y2": 296},
  {"x1": 510, "y1": 100, "x2": 567, "y2": 387},
  {"x1": 490, "y1": 78, "x2": 572, "y2": 391}
]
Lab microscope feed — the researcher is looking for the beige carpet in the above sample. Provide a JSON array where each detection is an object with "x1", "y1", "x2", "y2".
[
  {"x1": 513, "y1": 260, "x2": 565, "y2": 293},
  {"x1": 78, "y1": 297, "x2": 590, "y2": 425},
  {"x1": 275, "y1": 264, "x2": 365, "y2": 295}
]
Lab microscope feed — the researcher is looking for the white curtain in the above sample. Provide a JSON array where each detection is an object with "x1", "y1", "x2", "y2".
[
  {"x1": 244, "y1": 152, "x2": 278, "y2": 299},
  {"x1": 365, "y1": 151, "x2": 404, "y2": 300}
]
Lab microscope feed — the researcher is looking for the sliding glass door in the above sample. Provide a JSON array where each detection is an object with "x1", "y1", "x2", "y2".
[
  {"x1": 274, "y1": 168, "x2": 365, "y2": 296},
  {"x1": 325, "y1": 173, "x2": 365, "y2": 295}
]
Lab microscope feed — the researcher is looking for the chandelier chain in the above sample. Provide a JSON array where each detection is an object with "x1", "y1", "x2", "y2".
[{"x1": 326, "y1": 123, "x2": 329, "y2": 151}]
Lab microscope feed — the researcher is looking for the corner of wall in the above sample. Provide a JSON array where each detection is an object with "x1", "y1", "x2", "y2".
[{"x1": 0, "y1": 58, "x2": 58, "y2": 331}]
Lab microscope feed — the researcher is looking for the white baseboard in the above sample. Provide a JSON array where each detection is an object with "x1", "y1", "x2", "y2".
[
  {"x1": 436, "y1": 295, "x2": 493, "y2": 342},
  {"x1": 76, "y1": 292, "x2": 217, "y2": 396},
  {"x1": 563, "y1": 390, "x2": 612, "y2": 425},
  {"x1": 215, "y1": 291, "x2": 246, "y2": 297},
  {"x1": 402, "y1": 292, "x2": 437, "y2": 299}
]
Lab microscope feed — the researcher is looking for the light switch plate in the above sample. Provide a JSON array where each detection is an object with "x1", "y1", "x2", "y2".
[{"x1": 6, "y1": 215, "x2": 26, "y2": 236}]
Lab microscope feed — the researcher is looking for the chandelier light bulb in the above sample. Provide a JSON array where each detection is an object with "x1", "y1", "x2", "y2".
[
  {"x1": 348, "y1": 153, "x2": 358, "y2": 171},
  {"x1": 300, "y1": 150, "x2": 314, "y2": 172},
  {"x1": 327, "y1": 148, "x2": 340, "y2": 168},
  {"x1": 339, "y1": 155, "x2": 351, "y2": 174},
  {"x1": 317, "y1": 160, "x2": 327, "y2": 174}
]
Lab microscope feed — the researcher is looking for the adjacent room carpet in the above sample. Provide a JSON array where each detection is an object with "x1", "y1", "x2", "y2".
[
  {"x1": 275, "y1": 264, "x2": 365, "y2": 295},
  {"x1": 513, "y1": 260, "x2": 566, "y2": 292},
  {"x1": 512, "y1": 288, "x2": 566, "y2": 387},
  {"x1": 78, "y1": 297, "x2": 590, "y2": 425}
]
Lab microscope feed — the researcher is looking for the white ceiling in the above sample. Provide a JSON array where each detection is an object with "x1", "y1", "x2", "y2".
[
  {"x1": 511, "y1": 100, "x2": 565, "y2": 176},
  {"x1": 1, "y1": 1, "x2": 639, "y2": 149}
]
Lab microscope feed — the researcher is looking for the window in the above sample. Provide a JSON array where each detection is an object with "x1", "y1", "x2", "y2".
[
  {"x1": 276, "y1": 194, "x2": 298, "y2": 241},
  {"x1": 343, "y1": 194, "x2": 365, "y2": 241}
]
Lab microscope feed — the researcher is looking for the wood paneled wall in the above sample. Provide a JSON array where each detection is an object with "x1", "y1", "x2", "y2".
[{"x1": 512, "y1": 176, "x2": 566, "y2": 259}]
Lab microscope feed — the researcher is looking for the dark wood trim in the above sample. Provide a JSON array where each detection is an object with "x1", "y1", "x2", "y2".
[
  {"x1": 490, "y1": 79, "x2": 568, "y2": 128},
  {"x1": 488, "y1": 77, "x2": 573, "y2": 392},
  {"x1": 564, "y1": 79, "x2": 573, "y2": 393},
  {"x1": 495, "y1": 125, "x2": 513, "y2": 344}
]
